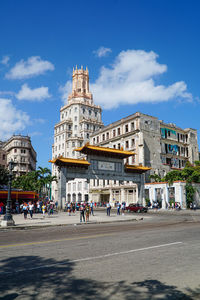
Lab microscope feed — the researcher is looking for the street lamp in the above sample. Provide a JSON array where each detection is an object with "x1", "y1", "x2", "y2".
[{"x1": 1, "y1": 160, "x2": 15, "y2": 227}]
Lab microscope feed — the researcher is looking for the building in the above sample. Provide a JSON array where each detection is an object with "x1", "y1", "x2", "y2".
[
  {"x1": 89, "y1": 112, "x2": 199, "y2": 206},
  {"x1": 0, "y1": 141, "x2": 7, "y2": 168},
  {"x1": 3, "y1": 135, "x2": 37, "y2": 176},
  {"x1": 52, "y1": 66, "x2": 103, "y2": 203}
]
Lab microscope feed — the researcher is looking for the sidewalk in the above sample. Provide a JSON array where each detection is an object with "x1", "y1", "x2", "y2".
[{"x1": 0, "y1": 210, "x2": 144, "y2": 229}]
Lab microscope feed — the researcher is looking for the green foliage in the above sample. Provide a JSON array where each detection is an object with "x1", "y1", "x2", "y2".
[
  {"x1": 162, "y1": 161, "x2": 200, "y2": 185},
  {"x1": 0, "y1": 166, "x2": 9, "y2": 185},
  {"x1": 12, "y1": 167, "x2": 57, "y2": 197},
  {"x1": 145, "y1": 198, "x2": 151, "y2": 206},
  {"x1": 163, "y1": 170, "x2": 183, "y2": 185},
  {"x1": 149, "y1": 174, "x2": 161, "y2": 182},
  {"x1": 185, "y1": 184, "x2": 196, "y2": 208}
]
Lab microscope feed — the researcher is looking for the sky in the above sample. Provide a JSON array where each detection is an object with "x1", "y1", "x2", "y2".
[{"x1": 1, "y1": 0, "x2": 200, "y2": 168}]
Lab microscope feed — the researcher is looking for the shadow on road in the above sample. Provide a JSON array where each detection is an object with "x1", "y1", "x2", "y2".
[{"x1": 0, "y1": 256, "x2": 199, "y2": 299}]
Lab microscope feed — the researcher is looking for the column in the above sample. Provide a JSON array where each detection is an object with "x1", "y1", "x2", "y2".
[
  {"x1": 138, "y1": 174, "x2": 145, "y2": 205},
  {"x1": 58, "y1": 167, "x2": 67, "y2": 209},
  {"x1": 121, "y1": 188, "x2": 125, "y2": 204}
]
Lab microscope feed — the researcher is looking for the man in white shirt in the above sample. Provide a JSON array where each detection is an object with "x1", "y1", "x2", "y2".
[{"x1": 29, "y1": 202, "x2": 34, "y2": 219}]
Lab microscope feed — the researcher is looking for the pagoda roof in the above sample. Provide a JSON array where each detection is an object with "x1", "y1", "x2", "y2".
[
  {"x1": 49, "y1": 157, "x2": 90, "y2": 168},
  {"x1": 125, "y1": 164, "x2": 151, "y2": 174},
  {"x1": 75, "y1": 143, "x2": 135, "y2": 159}
]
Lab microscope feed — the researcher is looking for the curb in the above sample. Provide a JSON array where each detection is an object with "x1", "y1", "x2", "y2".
[{"x1": 0, "y1": 216, "x2": 142, "y2": 230}]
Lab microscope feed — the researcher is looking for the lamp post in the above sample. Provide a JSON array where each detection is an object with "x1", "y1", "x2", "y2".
[{"x1": 1, "y1": 160, "x2": 15, "y2": 227}]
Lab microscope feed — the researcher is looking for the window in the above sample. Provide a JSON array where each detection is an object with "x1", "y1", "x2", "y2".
[
  {"x1": 2, "y1": 154, "x2": 5, "y2": 160},
  {"x1": 78, "y1": 182, "x2": 82, "y2": 190},
  {"x1": 74, "y1": 107, "x2": 77, "y2": 112},
  {"x1": 131, "y1": 122, "x2": 135, "y2": 130},
  {"x1": 74, "y1": 125, "x2": 77, "y2": 130},
  {"x1": 97, "y1": 136, "x2": 99, "y2": 143},
  {"x1": 89, "y1": 110, "x2": 91, "y2": 115},
  {"x1": 87, "y1": 124, "x2": 89, "y2": 130},
  {"x1": 74, "y1": 116, "x2": 77, "y2": 121},
  {"x1": 118, "y1": 128, "x2": 120, "y2": 135},
  {"x1": 132, "y1": 155, "x2": 135, "y2": 163},
  {"x1": 131, "y1": 139, "x2": 135, "y2": 147},
  {"x1": 14, "y1": 149, "x2": 17, "y2": 153},
  {"x1": 113, "y1": 129, "x2": 116, "y2": 137},
  {"x1": 118, "y1": 143, "x2": 120, "y2": 149},
  {"x1": 126, "y1": 140, "x2": 129, "y2": 149},
  {"x1": 113, "y1": 145, "x2": 116, "y2": 148},
  {"x1": 95, "y1": 111, "x2": 97, "y2": 117},
  {"x1": 106, "y1": 132, "x2": 109, "y2": 139},
  {"x1": 93, "y1": 138, "x2": 95, "y2": 144},
  {"x1": 125, "y1": 124, "x2": 129, "y2": 133},
  {"x1": 62, "y1": 114, "x2": 64, "y2": 119},
  {"x1": 87, "y1": 133, "x2": 89, "y2": 138},
  {"x1": 73, "y1": 182, "x2": 76, "y2": 191},
  {"x1": 83, "y1": 108, "x2": 85, "y2": 114},
  {"x1": 102, "y1": 134, "x2": 105, "y2": 141},
  {"x1": 84, "y1": 181, "x2": 88, "y2": 189},
  {"x1": 72, "y1": 142, "x2": 75, "y2": 147}
]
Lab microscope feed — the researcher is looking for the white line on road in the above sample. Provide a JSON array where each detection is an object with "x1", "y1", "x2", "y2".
[{"x1": 0, "y1": 242, "x2": 182, "y2": 275}]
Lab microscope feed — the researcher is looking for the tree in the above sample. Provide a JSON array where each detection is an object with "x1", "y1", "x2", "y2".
[
  {"x1": 149, "y1": 174, "x2": 161, "y2": 182},
  {"x1": 12, "y1": 167, "x2": 57, "y2": 198},
  {"x1": 185, "y1": 184, "x2": 196, "y2": 208},
  {"x1": 0, "y1": 166, "x2": 9, "y2": 186}
]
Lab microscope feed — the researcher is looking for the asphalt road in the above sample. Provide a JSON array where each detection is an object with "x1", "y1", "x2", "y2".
[{"x1": 0, "y1": 214, "x2": 200, "y2": 300}]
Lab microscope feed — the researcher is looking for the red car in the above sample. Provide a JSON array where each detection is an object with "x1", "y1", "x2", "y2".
[{"x1": 126, "y1": 203, "x2": 148, "y2": 213}]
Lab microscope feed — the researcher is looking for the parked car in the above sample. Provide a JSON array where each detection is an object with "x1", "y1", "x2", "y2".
[{"x1": 126, "y1": 203, "x2": 148, "y2": 213}]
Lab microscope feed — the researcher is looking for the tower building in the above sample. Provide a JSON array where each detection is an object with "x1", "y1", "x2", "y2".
[{"x1": 52, "y1": 67, "x2": 103, "y2": 204}]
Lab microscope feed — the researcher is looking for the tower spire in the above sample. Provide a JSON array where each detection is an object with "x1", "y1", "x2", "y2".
[{"x1": 68, "y1": 66, "x2": 93, "y2": 102}]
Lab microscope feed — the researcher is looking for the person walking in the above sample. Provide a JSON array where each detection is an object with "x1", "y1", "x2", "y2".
[
  {"x1": 90, "y1": 201, "x2": 94, "y2": 216},
  {"x1": 23, "y1": 202, "x2": 28, "y2": 219},
  {"x1": 80, "y1": 203, "x2": 85, "y2": 223},
  {"x1": 29, "y1": 201, "x2": 34, "y2": 219},
  {"x1": 117, "y1": 202, "x2": 121, "y2": 215},
  {"x1": 85, "y1": 203, "x2": 90, "y2": 223},
  {"x1": 42, "y1": 203, "x2": 46, "y2": 217},
  {"x1": 106, "y1": 202, "x2": 111, "y2": 216}
]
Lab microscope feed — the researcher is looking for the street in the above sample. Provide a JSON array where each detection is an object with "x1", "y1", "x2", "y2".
[{"x1": 0, "y1": 214, "x2": 200, "y2": 299}]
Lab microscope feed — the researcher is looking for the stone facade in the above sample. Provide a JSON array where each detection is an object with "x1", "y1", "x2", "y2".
[
  {"x1": 2, "y1": 135, "x2": 36, "y2": 176},
  {"x1": 52, "y1": 67, "x2": 103, "y2": 203},
  {"x1": 0, "y1": 141, "x2": 7, "y2": 168},
  {"x1": 89, "y1": 112, "x2": 199, "y2": 206},
  {"x1": 90, "y1": 112, "x2": 199, "y2": 178}
]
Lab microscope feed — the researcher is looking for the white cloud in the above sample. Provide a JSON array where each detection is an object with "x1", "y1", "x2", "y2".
[
  {"x1": 6, "y1": 56, "x2": 54, "y2": 79},
  {"x1": 16, "y1": 84, "x2": 51, "y2": 101},
  {"x1": 89, "y1": 49, "x2": 192, "y2": 109},
  {"x1": 1, "y1": 55, "x2": 10, "y2": 66},
  {"x1": 0, "y1": 98, "x2": 30, "y2": 140},
  {"x1": 94, "y1": 46, "x2": 112, "y2": 58}
]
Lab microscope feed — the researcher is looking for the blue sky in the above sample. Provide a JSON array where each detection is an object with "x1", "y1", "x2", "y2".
[{"x1": 0, "y1": 0, "x2": 200, "y2": 168}]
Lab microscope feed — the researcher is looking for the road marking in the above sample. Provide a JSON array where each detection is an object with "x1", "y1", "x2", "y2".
[
  {"x1": 0, "y1": 233, "x2": 116, "y2": 249},
  {"x1": 0, "y1": 242, "x2": 182, "y2": 275}
]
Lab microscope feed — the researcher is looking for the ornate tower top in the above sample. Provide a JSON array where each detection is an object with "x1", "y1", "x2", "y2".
[{"x1": 68, "y1": 66, "x2": 93, "y2": 103}]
